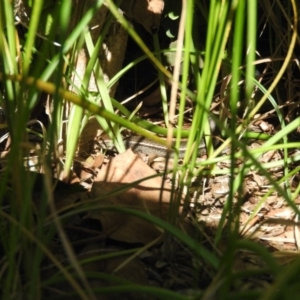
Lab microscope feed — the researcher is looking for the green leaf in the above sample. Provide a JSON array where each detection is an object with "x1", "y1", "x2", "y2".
[{"x1": 168, "y1": 11, "x2": 180, "y2": 20}]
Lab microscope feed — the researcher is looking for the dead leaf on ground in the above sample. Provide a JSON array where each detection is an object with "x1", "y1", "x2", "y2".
[
  {"x1": 94, "y1": 149, "x2": 174, "y2": 203},
  {"x1": 88, "y1": 149, "x2": 181, "y2": 244}
]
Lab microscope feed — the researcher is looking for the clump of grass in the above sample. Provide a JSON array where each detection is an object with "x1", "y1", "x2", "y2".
[{"x1": 0, "y1": 0, "x2": 299, "y2": 298}]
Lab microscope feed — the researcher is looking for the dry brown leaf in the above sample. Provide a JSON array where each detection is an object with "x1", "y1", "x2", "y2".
[
  {"x1": 88, "y1": 149, "x2": 181, "y2": 244},
  {"x1": 93, "y1": 149, "x2": 174, "y2": 205},
  {"x1": 86, "y1": 199, "x2": 164, "y2": 244},
  {"x1": 259, "y1": 150, "x2": 281, "y2": 163}
]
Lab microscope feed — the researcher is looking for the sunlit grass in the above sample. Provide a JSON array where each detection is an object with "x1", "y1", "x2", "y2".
[{"x1": 0, "y1": 0, "x2": 299, "y2": 298}]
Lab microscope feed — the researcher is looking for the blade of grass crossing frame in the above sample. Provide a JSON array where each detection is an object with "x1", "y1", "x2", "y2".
[
  {"x1": 22, "y1": 0, "x2": 44, "y2": 75},
  {"x1": 54, "y1": 0, "x2": 76, "y2": 177},
  {"x1": 153, "y1": 33, "x2": 168, "y2": 126},
  {"x1": 64, "y1": 0, "x2": 124, "y2": 175},
  {"x1": 216, "y1": 0, "x2": 246, "y2": 252},
  {"x1": 85, "y1": 31, "x2": 125, "y2": 153}
]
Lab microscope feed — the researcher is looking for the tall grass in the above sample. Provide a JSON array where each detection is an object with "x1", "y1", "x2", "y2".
[{"x1": 0, "y1": 0, "x2": 299, "y2": 299}]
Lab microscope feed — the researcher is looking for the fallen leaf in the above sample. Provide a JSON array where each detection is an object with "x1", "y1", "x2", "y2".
[
  {"x1": 94, "y1": 149, "x2": 174, "y2": 205},
  {"x1": 88, "y1": 149, "x2": 181, "y2": 244}
]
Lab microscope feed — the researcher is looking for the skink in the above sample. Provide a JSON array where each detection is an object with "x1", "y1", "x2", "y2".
[
  {"x1": 100, "y1": 119, "x2": 219, "y2": 158},
  {"x1": 100, "y1": 135, "x2": 217, "y2": 158}
]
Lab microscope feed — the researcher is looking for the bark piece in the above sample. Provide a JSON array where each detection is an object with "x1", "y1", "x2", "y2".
[{"x1": 121, "y1": 0, "x2": 165, "y2": 33}]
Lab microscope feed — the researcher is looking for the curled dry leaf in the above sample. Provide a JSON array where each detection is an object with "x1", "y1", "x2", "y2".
[
  {"x1": 89, "y1": 149, "x2": 182, "y2": 244},
  {"x1": 93, "y1": 149, "x2": 175, "y2": 205}
]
